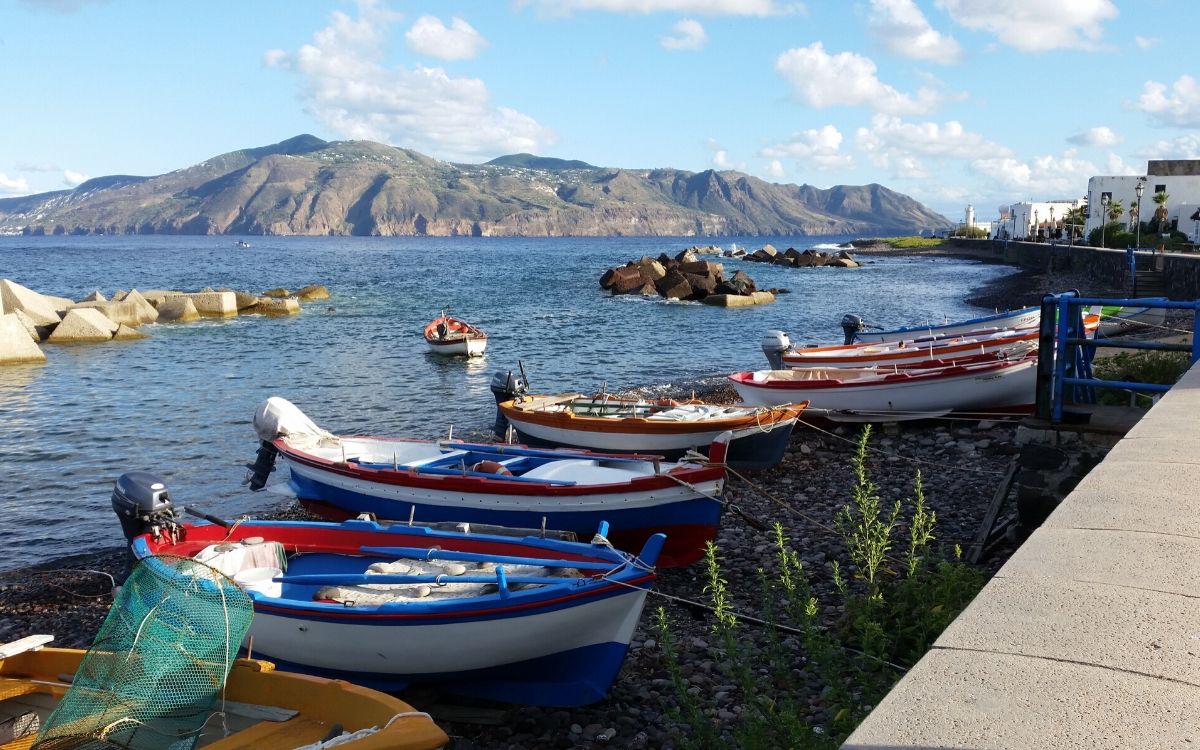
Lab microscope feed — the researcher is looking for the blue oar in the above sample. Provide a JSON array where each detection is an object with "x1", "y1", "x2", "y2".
[
  {"x1": 359, "y1": 545, "x2": 617, "y2": 571},
  {"x1": 275, "y1": 572, "x2": 583, "y2": 587}
]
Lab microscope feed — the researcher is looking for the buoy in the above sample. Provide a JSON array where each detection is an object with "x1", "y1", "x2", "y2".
[{"x1": 470, "y1": 460, "x2": 511, "y2": 476}]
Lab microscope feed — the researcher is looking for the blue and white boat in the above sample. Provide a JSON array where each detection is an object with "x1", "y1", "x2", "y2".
[
  {"x1": 130, "y1": 515, "x2": 664, "y2": 707},
  {"x1": 848, "y1": 306, "x2": 1041, "y2": 343}
]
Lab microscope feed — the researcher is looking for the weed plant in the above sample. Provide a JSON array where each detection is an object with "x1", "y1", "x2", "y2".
[
  {"x1": 1092, "y1": 350, "x2": 1190, "y2": 407},
  {"x1": 655, "y1": 425, "x2": 986, "y2": 748}
]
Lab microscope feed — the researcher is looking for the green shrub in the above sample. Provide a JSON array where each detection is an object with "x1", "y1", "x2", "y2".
[
  {"x1": 1092, "y1": 351, "x2": 1190, "y2": 406},
  {"x1": 655, "y1": 426, "x2": 987, "y2": 748},
  {"x1": 880, "y1": 236, "x2": 944, "y2": 249}
]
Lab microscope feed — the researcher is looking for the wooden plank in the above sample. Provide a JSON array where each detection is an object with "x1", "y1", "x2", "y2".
[
  {"x1": 221, "y1": 701, "x2": 299, "y2": 722},
  {"x1": 968, "y1": 460, "x2": 1018, "y2": 564},
  {"x1": 199, "y1": 717, "x2": 330, "y2": 750},
  {"x1": 0, "y1": 636, "x2": 53, "y2": 660}
]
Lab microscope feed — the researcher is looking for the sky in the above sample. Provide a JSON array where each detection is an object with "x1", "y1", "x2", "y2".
[{"x1": 1, "y1": 0, "x2": 1198, "y2": 221}]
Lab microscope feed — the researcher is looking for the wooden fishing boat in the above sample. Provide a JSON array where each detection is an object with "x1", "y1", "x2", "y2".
[
  {"x1": 728, "y1": 357, "x2": 1038, "y2": 422},
  {"x1": 128, "y1": 516, "x2": 666, "y2": 707},
  {"x1": 0, "y1": 635, "x2": 448, "y2": 749},
  {"x1": 849, "y1": 306, "x2": 1041, "y2": 343},
  {"x1": 780, "y1": 327, "x2": 1040, "y2": 369},
  {"x1": 1089, "y1": 298, "x2": 1168, "y2": 336},
  {"x1": 496, "y1": 393, "x2": 807, "y2": 469},
  {"x1": 249, "y1": 397, "x2": 727, "y2": 567},
  {"x1": 423, "y1": 314, "x2": 487, "y2": 357}
]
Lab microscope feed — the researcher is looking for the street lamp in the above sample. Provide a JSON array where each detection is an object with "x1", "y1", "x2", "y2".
[
  {"x1": 1101, "y1": 193, "x2": 1111, "y2": 248},
  {"x1": 1034, "y1": 209, "x2": 1039, "y2": 241},
  {"x1": 1049, "y1": 206, "x2": 1056, "y2": 242},
  {"x1": 1135, "y1": 179, "x2": 1145, "y2": 249}
]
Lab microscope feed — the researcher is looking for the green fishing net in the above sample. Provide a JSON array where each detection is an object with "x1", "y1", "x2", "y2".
[{"x1": 34, "y1": 555, "x2": 253, "y2": 750}]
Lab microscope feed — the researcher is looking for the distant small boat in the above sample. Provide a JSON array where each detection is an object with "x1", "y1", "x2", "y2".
[
  {"x1": 729, "y1": 357, "x2": 1038, "y2": 422},
  {"x1": 424, "y1": 313, "x2": 487, "y2": 357},
  {"x1": 0, "y1": 635, "x2": 449, "y2": 749},
  {"x1": 235, "y1": 239, "x2": 251, "y2": 248}
]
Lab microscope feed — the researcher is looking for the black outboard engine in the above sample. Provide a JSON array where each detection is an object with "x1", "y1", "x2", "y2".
[
  {"x1": 111, "y1": 472, "x2": 179, "y2": 554},
  {"x1": 840, "y1": 313, "x2": 866, "y2": 345},
  {"x1": 490, "y1": 369, "x2": 528, "y2": 437},
  {"x1": 246, "y1": 441, "x2": 279, "y2": 491},
  {"x1": 760, "y1": 330, "x2": 791, "y2": 370}
]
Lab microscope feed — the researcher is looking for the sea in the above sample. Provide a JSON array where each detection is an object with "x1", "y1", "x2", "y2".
[{"x1": 0, "y1": 234, "x2": 1016, "y2": 570}]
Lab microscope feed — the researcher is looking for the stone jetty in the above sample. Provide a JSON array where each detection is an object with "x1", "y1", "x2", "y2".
[
  {"x1": 735, "y1": 243, "x2": 861, "y2": 268},
  {"x1": 599, "y1": 248, "x2": 773, "y2": 306},
  {"x1": 0, "y1": 278, "x2": 330, "y2": 365}
]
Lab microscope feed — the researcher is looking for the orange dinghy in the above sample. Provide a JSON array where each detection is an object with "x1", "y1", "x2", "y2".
[{"x1": 423, "y1": 314, "x2": 487, "y2": 357}]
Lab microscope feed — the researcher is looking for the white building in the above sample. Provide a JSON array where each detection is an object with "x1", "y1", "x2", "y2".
[
  {"x1": 1085, "y1": 160, "x2": 1200, "y2": 244},
  {"x1": 992, "y1": 199, "x2": 1085, "y2": 241}
]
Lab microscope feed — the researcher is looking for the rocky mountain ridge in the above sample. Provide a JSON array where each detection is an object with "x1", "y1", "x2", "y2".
[{"x1": 0, "y1": 135, "x2": 950, "y2": 237}]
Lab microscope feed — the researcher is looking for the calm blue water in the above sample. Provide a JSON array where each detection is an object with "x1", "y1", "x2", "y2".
[{"x1": 0, "y1": 235, "x2": 1014, "y2": 569}]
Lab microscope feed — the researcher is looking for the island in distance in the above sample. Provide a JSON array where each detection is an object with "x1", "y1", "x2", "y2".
[{"x1": 0, "y1": 135, "x2": 951, "y2": 238}]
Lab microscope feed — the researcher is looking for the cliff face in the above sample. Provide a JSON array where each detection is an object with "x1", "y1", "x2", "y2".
[{"x1": 0, "y1": 136, "x2": 951, "y2": 237}]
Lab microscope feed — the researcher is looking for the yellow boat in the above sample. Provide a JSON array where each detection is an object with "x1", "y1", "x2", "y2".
[{"x1": 0, "y1": 637, "x2": 448, "y2": 750}]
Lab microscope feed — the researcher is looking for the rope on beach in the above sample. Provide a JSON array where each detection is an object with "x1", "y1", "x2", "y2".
[
  {"x1": 600, "y1": 575, "x2": 909, "y2": 673},
  {"x1": 0, "y1": 568, "x2": 118, "y2": 599}
]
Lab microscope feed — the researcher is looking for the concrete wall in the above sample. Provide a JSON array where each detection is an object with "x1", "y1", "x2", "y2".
[{"x1": 842, "y1": 363, "x2": 1200, "y2": 749}]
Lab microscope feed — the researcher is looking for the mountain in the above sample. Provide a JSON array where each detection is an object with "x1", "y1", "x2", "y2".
[{"x1": 0, "y1": 135, "x2": 951, "y2": 237}]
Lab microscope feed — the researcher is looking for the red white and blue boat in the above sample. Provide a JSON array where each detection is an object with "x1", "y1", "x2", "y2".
[
  {"x1": 848, "y1": 306, "x2": 1041, "y2": 343},
  {"x1": 250, "y1": 397, "x2": 727, "y2": 567},
  {"x1": 729, "y1": 357, "x2": 1038, "y2": 422},
  {"x1": 130, "y1": 515, "x2": 663, "y2": 706}
]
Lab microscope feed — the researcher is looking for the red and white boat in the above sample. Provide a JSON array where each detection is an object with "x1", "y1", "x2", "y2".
[
  {"x1": 495, "y1": 391, "x2": 807, "y2": 469},
  {"x1": 249, "y1": 397, "x2": 728, "y2": 567},
  {"x1": 424, "y1": 314, "x2": 487, "y2": 357},
  {"x1": 778, "y1": 327, "x2": 1039, "y2": 369},
  {"x1": 729, "y1": 357, "x2": 1038, "y2": 422}
]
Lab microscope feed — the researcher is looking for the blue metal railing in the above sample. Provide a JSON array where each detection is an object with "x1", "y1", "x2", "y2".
[{"x1": 1034, "y1": 292, "x2": 1200, "y2": 423}]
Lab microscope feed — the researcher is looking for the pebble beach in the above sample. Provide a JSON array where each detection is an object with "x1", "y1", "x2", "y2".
[{"x1": 0, "y1": 245, "x2": 1097, "y2": 748}]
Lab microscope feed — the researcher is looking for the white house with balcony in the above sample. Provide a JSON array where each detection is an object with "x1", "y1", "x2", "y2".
[
  {"x1": 1085, "y1": 160, "x2": 1200, "y2": 244},
  {"x1": 992, "y1": 199, "x2": 1085, "y2": 241}
]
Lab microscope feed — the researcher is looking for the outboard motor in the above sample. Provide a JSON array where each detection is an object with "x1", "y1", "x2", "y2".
[
  {"x1": 840, "y1": 313, "x2": 866, "y2": 345},
  {"x1": 760, "y1": 330, "x2": 792, "y2": 370},
  {"x1": 111, "y1": 472, "x2": 179, "y2": 554},
  {"x1": 246, "y1": 441, "x2": 279, "y2": 491},
  {"x1": 490, "y1": 369, "x2": 528, "y2": 437}
]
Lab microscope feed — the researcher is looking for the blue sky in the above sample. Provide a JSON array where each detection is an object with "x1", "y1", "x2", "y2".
[{"x1": 2, "y1": 0, "x2": 1197, "y2": 221}]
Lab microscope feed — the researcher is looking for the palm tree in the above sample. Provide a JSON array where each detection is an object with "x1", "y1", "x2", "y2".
[
  {"x1": 1153, "y1": 191, "x2": 1170, "y2": 228},
  {"x1": 1106, "y1": 199, "x2": 1125, "y2": 224}
]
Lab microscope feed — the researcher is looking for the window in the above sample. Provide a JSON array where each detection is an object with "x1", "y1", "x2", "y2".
[{"x1": 1155, "y1": 184, "x2": 1166, "y2": 194}]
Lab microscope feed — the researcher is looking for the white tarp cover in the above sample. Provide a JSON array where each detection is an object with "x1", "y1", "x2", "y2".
[{"x1": 252, "y1": 396, "x2": 337, "y2": 448}]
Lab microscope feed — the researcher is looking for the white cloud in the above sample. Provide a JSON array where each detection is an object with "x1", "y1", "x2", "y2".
[
  {"x1": 764, "y1": 159, "x2": 786, "y2": 178},
  {"x1": 1136, "y1": 134, "x2": 1200, "y2": 160},
  {"x1": 1135, "y1": 35, "x2": 1159, "y2": 50},
  {"x1": 854, "y1": 114, "x2": 1008, "y2": 177},
  {"x1": 761, "y1": 125, "x2": 854, "y2": 170},
  {"x1": 936, "y1": 0, "x2": 1118, "y2": 52},
  {"x1": 969, "y1": 152, "x2": 1099, "y2": 196},
  {"x1": 405, "y1": 15, "x2": 488, "y2": 61},
  {"x1": 519, "y1": 0, "x2": 800, "y2": 16},
  {"x1": 1138, "y1": 75, "x2": 1200, "y2": 128},
  {"x1": 1105, "y1": 152, "x2": 1138, "y2": 175},
  {"x1": 707, "y1": 139, "x2": 745, "y2": 170},
  {"x1": 0, "y1": 173, "x2": 30, "y2": 196},
  {"x1": 660, "y1": 19, "x2": 707, "y2": 50},
  {"x1": 267, "y1": 0, "x2": 553, "y2": 161},
  {"x1": 867, "y1": 0, "x2": 962, "y2": 64},
  {"x1": 63, "y1": 170, "x2": 89, "y2": 187},
  {"x1": 1066, "y1": 126, "x2": 1121, "y2": 147},
  {"x1": 775, "y1": 43, "x2": 941, "y2": 115}
]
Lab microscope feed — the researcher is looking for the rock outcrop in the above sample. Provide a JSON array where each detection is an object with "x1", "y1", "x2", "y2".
[
  {"x1": 599, "y1": 249, "x2": 770, "y2": 306},
  {"x1": 741, "y1": 246, "x2": 860, "y2": 269},
  {"x1": 47, "y1": 308, "x2": 120, "y2": 343},
  {"x1": 0, "y1": 279, "x2": 61, "y2": 327},
  {"x1": 156, "y1": 298, "x2": 202, "y2": 322}
]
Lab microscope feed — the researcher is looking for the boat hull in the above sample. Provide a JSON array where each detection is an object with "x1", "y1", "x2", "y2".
[
  {"x1": 286, "y1": 459, "x2": 722, "y2": 567},
  {"x1": 853, "y1": 307, "x2": 1040, "y2": 343},
  {"x1": 425, "y1": 337, "x2": 487, "y2": 356},
  {"x1": 499, "y1": 400, "x2": 803, "y2": 469},
  {"x1": 782, "y1": 330, "x2": 1038, "y2": 369},
  {"x1": 730, "y1": 359, "x2": 1037, "y2": 421}
]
